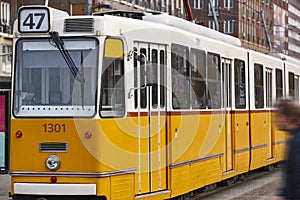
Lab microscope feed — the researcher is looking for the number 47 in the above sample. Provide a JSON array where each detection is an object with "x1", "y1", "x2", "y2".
[{"x1": 23, "y1": 13, "x2": 45, "y2": 29}]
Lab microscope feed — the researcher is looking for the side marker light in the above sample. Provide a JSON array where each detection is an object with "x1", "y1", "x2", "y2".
[
  {"x1": 16, "y1": 131, "x2": 22, "y2": 138},
  {"x1": 85, "y1": 131, "x2": 92, "y2": 139}
]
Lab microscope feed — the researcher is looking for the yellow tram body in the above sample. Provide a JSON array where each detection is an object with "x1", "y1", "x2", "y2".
[{"x1": 10, "y1": 5, "x2": 295, "y2": 200}]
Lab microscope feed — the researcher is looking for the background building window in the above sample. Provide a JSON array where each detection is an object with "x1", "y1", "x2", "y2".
[
  {"x1": 209, "y1": 20, "x2": 216, "y2": 30},
  {"x1": 2, "y1": 45, "x2": 11, "y2": 74},
  {"x1": 224, "y1": 20, "x2": 234, "y2": 33},
  {"x1": 0, "y1": 2, "x2": 10, "y2": 25},
  {"x1": 194, "y1": 0, "x2": 204, "y2": 9},
  {"x1": 224, "y1": 0, "x2": 233, "y2": 9}
]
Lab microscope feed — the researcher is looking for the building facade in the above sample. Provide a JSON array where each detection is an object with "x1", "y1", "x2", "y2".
[
  {"x1": 93, "y1": 0, "x2": 185, "y2": 17},
  {"x1": 287, "y1": 0, "x2": 300, "y2": 59},
  {"x1": 0, "y1": 0, "x2": 12, "y2": 84},
  {"x1": 191, "y1": 0, "x2": 274, "y2": 54},
  {"x1": 273, "y1": 0, "x2": 288, "y2": 55},
  {"x1": 15, "y1": 0, "x2": 92, "y2": 15}
]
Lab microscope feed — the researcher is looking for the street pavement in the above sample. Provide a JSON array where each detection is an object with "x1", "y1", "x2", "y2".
[
  {"x1": 197, "y1": 168, "x2": 283, "y2": 200},
  {"x1": 0, "y1": 174, "x2": 10, "y2": 200}
]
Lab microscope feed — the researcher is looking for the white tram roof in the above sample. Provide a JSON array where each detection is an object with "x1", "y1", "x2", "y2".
[
  {"x1": 269, "y1": 52, "x2": 300, "y2": 66},
  {"x1": 142, "y1": 13, "x2": 241, "y2": 47},
  {"x1": 94, "y1": 10, "x2": 241, "y2": 47}
]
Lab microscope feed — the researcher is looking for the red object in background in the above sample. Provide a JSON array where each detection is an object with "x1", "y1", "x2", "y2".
[
  {"x1": 0, "y1": 95, "x2": 5, "y2": 132},
  {"x1": 183, "y1": 0, "x2": 194, "y2": 21}
]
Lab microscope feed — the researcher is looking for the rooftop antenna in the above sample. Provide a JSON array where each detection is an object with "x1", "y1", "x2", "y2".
[{"x1": 45, "y1": 0, "x2": 48, "y2": 6}]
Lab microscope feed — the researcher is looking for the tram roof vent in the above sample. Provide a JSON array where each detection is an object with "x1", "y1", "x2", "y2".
[
  {"x1": 64, "y1": 18, "x2": 95, "y2": 33},
  {"x1": 93, "y1": 10, "x2": 162, "y2": 20}
]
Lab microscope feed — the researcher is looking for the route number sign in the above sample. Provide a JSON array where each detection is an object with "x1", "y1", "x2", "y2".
[{"x1": 18, "y1": 7, "x2": 50, "y2": 33}]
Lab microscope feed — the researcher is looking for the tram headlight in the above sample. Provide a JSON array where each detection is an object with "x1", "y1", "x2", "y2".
[{"x1": 45, "y1": 155, "x2": 60, "y2": 171}]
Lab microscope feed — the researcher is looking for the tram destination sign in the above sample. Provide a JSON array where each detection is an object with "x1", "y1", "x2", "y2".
[{"x1": 18, "y1": 7, "x2": 50, "y2": 33}]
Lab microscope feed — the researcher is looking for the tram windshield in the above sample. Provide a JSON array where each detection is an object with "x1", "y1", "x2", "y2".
[{"x1": 13, "y1": 38, "x2": 98, "y2": 117}]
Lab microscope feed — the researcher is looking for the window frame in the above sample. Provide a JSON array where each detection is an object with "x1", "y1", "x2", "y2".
[
  {"x1": 207, "y1": 52, "x2": 221, "y2": 109},
  {"x1": 100, "y1": 38, "x2": 125, "y2": 118},
  {"x1": 234, "y1": 59, "x2": 246, "y2": 109},
  {"x1": 275, "y1": 69, "x2": 283, "y2": 100},
  {"x1": 171, "y1": 44, "x2": 190, "y2": 109},
  {"x1": 254, "y1": 63, "x2": 264, "y2": 109},
  {"x1": 190, "y1": 48, "x2": 207, "y2": 109}
]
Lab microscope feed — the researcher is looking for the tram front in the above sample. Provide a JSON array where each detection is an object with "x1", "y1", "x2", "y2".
[{"x1": 10, "y1": 6, "x2": 104, "y2": 200}]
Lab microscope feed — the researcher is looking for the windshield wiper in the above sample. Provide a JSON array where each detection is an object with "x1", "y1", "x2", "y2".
[
  {"x1": 49, "y1": 32, "x2": 85, "y2": 108},
  {"x1": 49, "y1": 31, "x2": 84, "y2": 83}
]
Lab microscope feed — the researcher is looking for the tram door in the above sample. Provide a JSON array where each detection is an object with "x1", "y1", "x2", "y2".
[
  {"x1": 134, "y1": 42, "x2": 168, "y2": 194},
  {"x1": 222, "y1": 58, "x2": 233, "y2": 171},
  {"x1": 266, "y1": 68, "x2": 274, "y2": 159}
]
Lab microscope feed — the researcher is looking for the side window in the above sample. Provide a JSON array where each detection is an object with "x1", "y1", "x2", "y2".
[
  {"x1": 171, "y1": 44, "x2": 190, "y2": 109},
  {"x1": 266, "y1": 68, "x2": 272, "y2": 108},
  {"x1": 295, "y1": 76, "x2": 299, "y2": 101},
  {"x1": 133, "y1": 47, "x2": 147, "y2": 109},
  {"x1": 289, "y1": 72, "x2": 299, "y2": 100},
  {"x1": 160, "y1": 50, "x2": 166, "y2": 108},
  {"x1": 191, "y1": 49, "x2": 206, "y2": 109},
  {"x1": 275, "y1": 69, "x2": 283, "y2": 100},
  {"x1": 139, "y1": 48, "x2": 147, "y2": 109},
  {"x1": 207, "y1": 53, "x2": 221, "y2": 109},
  {"x1": 234, "y1": 59, "x2": 246, "y2": 109},
  {"x1": 254, "y1": 64, "x2": 264, "y2": 108},
  {"x1": 152, "y1": 49, "x2": 158, "y2": 107},
  {"x1": 289, "y1": 72, "x2": 295, "y2": 99},
  {"x1": 100, "y1": 38, "x2": 125, "y2": 117}
]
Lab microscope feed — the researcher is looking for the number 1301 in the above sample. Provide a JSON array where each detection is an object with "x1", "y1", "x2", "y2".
[{"x1": 42, "y1": 123, "x2": 66, "y2": 133}]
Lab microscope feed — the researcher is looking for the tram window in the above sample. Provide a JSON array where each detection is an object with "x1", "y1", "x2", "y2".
[
  {"x1": 133, "y1": 47, "x2": 148, "y2": 109},
  {"x1": 100, "y1": 38, "x2": 125, "y2": 118},
  {"x1": 140, "y1": 48, "x2": 147, "y2": 109},
  {"x1": 152, "y1": 49, "x2": 158, "y2": 107},
  {"x1": 275, "y1": 69, "x2": 283, "y2": 100},
  {"x1": 14, "y1": 38, "x2": 98, "y2": 117},
  {"x1": 171, "y1": 44, "x2": 190, "y2": 109},
  {"x1": 234, "y1": 59, "x2": 246, "y2": 109},
  {"x1": 207, "y1": 53, "x2": 221, "y2": 109},
  {"x1": 266, "y1": 69, "x2": 272, "y2": 108},
  {"x1": 289, "y1": 73, "x2": 300, "y2": 100},
  {"x1": 289, "y1": 72, "x2": 295, "y2": 99},
  {"x1": 295, "y1": 76, "x2": 299, "y2": 101},
  {"x1": 254, "y1": 64, "x2": 264, "y2": 108},
  {"x1": 191, "y1": 49, "x2": 206, "y2": 109},
  {"x1": 160, "y1": 50, "x2": 166, "y2": 108}
]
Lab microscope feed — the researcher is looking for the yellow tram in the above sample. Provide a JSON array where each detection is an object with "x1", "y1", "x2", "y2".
[{"x1": 10, "y1": 5, "x2": 298, "y2": 200}]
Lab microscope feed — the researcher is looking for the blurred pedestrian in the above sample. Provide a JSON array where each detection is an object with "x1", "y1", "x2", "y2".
[{"x1": 274, "y1": 99, "x2": 300, "y2": 200}]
